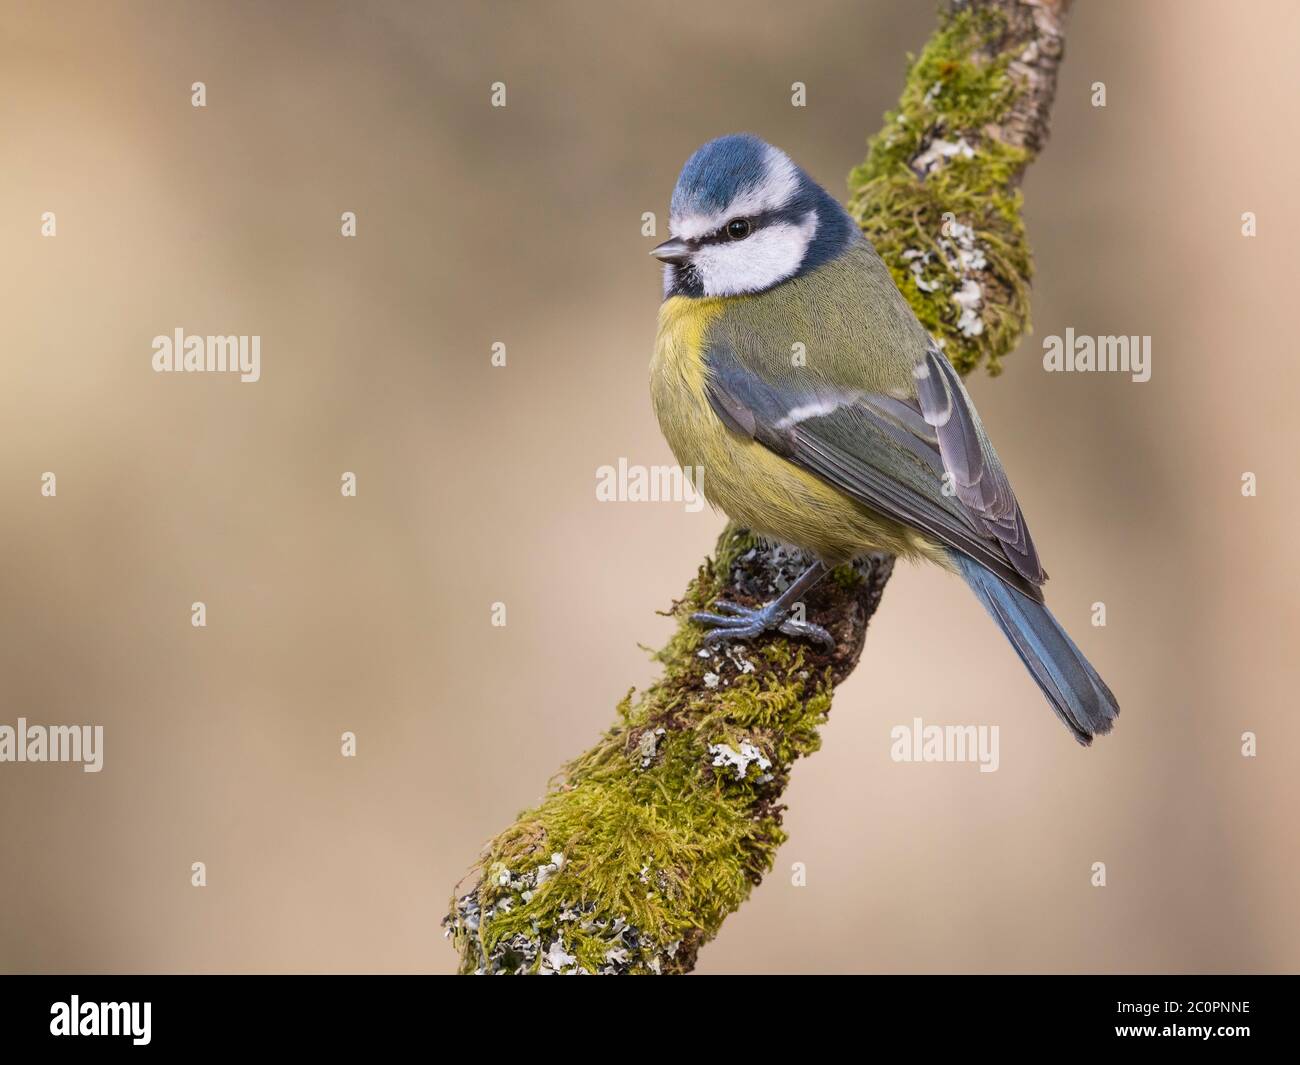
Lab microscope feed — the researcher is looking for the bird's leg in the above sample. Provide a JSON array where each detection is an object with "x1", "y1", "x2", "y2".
[{"x1": 692, "y1": 560, "x2": 833, "y2": 649}]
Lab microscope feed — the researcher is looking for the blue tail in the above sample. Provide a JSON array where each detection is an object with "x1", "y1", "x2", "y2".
[{"x1": 953, "y1": 554, "x2": 1119, "y2": 745}]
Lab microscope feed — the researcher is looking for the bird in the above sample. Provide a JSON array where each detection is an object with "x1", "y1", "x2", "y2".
[{"x1": 648, "y1": 133, "x2": 1118, "y2": 745}]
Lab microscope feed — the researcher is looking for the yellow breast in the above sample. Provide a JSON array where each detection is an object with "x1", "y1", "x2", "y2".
[{"x1": 649, "y1": 296, "x2": 925, "y2": 565}]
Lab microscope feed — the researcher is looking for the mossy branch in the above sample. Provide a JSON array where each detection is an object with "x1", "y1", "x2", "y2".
[
  {"x1": 848, "y1": 0, "x2": 1071, "y2": 374},
  {"x1": 445, "y1": 0, "x2": 1072, "y2": 975}
]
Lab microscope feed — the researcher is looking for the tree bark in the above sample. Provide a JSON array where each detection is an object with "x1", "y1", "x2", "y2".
[{"x1": 445, "y1": 0, "x2": 1073, "y2": 975}]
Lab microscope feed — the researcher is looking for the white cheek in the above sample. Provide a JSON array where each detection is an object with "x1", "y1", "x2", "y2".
[{"x1": 693, "y1": 215, "x2": 816, "y2": 297}]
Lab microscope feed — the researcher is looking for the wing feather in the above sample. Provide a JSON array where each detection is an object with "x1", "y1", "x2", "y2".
[
  {"x1": 911, "y1": 344, "x2": 1045, "y2": 583},
  {"x1": 704, "y1": 337, "x2": 1046, "y2": 599}
]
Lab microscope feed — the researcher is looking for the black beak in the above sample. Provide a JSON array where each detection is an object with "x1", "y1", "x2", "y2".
[{"x1": 650, "y1": 237, "x2": 692, "y2": 265}]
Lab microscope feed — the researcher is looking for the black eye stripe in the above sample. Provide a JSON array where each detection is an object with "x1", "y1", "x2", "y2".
[{"x1": 691, "y1": 206, "x2": 803, "y2": 246}]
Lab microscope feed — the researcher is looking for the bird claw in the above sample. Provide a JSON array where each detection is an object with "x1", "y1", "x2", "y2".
[
  {"x1": 776, "y1": 617, "x2": 835, "y2": 649},
  {"x1": 691, "y1": 600, "x2": 834, "y2": 650}
]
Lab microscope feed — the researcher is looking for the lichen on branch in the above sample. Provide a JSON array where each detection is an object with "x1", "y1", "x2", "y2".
[
  {"x1": 847, "y1": 0, "x2": 1068, "y2": 375},
  {"x1": 445, "y1": 0, "x2": 1071, "y2": 975},
  {"x1": 446, "y1": 530, "x2": 892, "y2": 974}
]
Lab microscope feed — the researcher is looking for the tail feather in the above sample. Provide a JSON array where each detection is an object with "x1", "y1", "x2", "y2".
[{"x1": 954, "y1": 553, "x2": 1119, "y2": 745}]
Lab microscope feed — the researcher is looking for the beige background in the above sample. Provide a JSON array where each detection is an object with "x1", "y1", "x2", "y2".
[{"x1": 0, "y1": 0, "x2": 1295, "y2": 974}]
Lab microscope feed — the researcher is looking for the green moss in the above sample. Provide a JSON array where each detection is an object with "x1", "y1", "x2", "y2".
[
  {"x1": 445, "y1": 527, "x2": 839, "y2": 974},
  {"x1": 829, "y1": 561, "x2": 865, "y2": 592},
  {"x1": 846, "y1": 5, "x2": 1034, "y2": 376}
]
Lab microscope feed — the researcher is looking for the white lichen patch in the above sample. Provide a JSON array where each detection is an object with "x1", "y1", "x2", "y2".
[
  {"x1": 534, "y1": 852, "x2": 565, "y2": 886},
  {"x1": 636, "y1": 728, "x2": 666, "y2": 767},
  {"x1": 912, "y1": 135, "x2": 975, "y2": 175},
  {"x1": 724, "y1": 645, "x2": 757, "y2": 674},
  {"x1": 903, "y1": 215, "x2": 989, "y2": 338},
  {"x1": 709, "y1": 741, "x2": 773, "y2": 781},
  {"x1": 952, "y1": 279, "x2": 984, "y2": 338},
  {"x1": 541, "y1": 940, "x2": 580, "y2": 975},
  {"x1": 943, "y1": 218, "x2": 987, "y2": 271},
  {"x1": 446, "y1": 884, "x2": 685, "y2": 976},
  {"x1": 903, "y1": 248, "x2": 942, "y2": 293},
  {"x1": 942, "y1": 219, "x2": 988, "y2": 337}
]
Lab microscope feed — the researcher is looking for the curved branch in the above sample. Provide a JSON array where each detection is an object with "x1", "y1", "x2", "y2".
[{"x1": 445, "y1": 0, "x2": 1073, "y2": 975}]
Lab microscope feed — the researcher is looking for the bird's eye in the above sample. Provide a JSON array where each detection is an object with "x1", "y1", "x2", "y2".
[{"x1": 725, "y1": 218, "x2": 751, "y2": 240}]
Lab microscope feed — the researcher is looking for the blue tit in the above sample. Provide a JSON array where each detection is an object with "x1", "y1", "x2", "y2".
[{"x1": 649, "y1": 133, "x2": 1118, "y2": 745}]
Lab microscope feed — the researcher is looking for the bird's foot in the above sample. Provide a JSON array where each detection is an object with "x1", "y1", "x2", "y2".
[{"x1": 691, "y1": 599, "x2": 834, "y2": 650}]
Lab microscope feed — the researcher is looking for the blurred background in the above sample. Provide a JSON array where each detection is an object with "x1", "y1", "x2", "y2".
[{"x1": 0, "y1": 0, "x2": 1295, "y2": 974}]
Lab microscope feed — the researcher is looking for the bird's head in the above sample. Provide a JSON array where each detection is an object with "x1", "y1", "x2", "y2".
[{"x1": 652, "y1": 133, "x2": 859, "y2": 299}]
